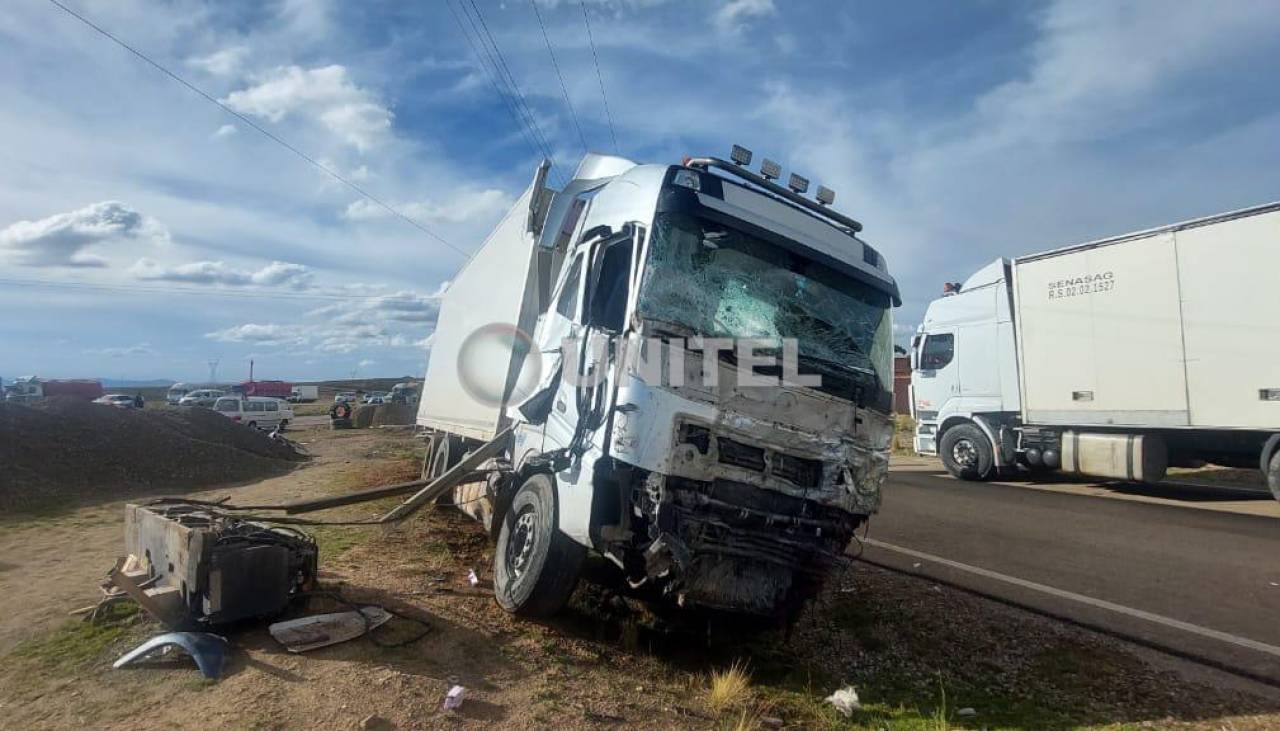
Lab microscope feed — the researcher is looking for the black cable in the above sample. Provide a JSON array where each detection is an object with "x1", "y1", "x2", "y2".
[
  {"x1": 579, "y1": 1, "x2": 619, "y2": 155},
  {"x1": 45, "y1": 0, "x2": 469, "y2": 259},
  {"x1": 463, "y1": 0, "x2": 568, "y2": 188},
  {"x1": 528, "y1": 0, "x2": 590, "y2": 155}
]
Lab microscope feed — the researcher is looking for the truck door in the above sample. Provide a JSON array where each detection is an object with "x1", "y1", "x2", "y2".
[{"x1": 915, "y1": 330, "x2": 958, "y2": 414}]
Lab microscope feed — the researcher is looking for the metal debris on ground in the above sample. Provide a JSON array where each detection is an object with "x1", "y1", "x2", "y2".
[
  {"x1": 268, "y1": 606, "x2": 392, "y2": 653},
  {"x1": 112, "y1": 632, "x2": 229, "y2": 679},
  {"x1": 824, "y1": 686, "x2": 861, "y2": 717},
  {"x1": 442, "y1": 685, "x2": 466, "y2": 710}
]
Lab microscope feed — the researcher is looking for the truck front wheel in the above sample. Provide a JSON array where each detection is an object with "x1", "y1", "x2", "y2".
[
  {"x1": 940, "y1": 423, "x2": 995, "y2": 481},
  {"x1": 494, "y1": 473, "x2": 585, "y2": 617}
]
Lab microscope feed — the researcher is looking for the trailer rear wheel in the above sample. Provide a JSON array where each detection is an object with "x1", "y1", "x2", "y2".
[
  {"x1": 494, "y1": 473, "x2": 584, "y2": 617},
  {"x1": 940, "y1": 423, "x2": 994, "y2": 481},
  {"x1": 1267, "y1": 450, "x2": 1280, "y2": 503}
]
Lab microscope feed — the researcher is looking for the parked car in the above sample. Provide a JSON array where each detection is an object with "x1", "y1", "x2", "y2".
[
  {"x1": 334, "y1": 392, "x2": 357, "y2": 403},
  {"x1": 362, "y1": 391, "x2": 388, "y2": 404},
  {"x1": 179, "y1": 389, "x2": 225, "y2": 408},
  {"x1": 212, "y1": 396, "x2": 294, "y2": 431},
  {"x1": 94, "y1": 394, "x2": 138, "y2": 409}
]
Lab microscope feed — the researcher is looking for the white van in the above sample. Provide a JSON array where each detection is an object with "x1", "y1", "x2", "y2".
[{"x1": 213, "y1": 396, "x2": 294, "y2": 431}]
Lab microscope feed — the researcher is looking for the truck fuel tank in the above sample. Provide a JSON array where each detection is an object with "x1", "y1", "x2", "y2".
[{"x1": 1059, "y1": 431, "x2": 1168, "y2": 483}]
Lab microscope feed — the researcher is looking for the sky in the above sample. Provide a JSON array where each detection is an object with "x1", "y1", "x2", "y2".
[{"x1": 1, "y1": 0, "x2": 1278, "y2": 383}]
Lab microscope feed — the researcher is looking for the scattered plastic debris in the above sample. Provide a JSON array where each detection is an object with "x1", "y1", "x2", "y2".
[
  {"x1": 269, "y1": 606, "x2": 392, "y2": 653},
  {"x1": 442, "y1": 685, "x2": 466, "y2": 711},
  {"x1": 113, "y1": 632, "x2": 229, "y2": 679},
  {"x1": 824, "y1": 686, "x2": 861, "y2": 717},
  {"x1": 912, "y1": 562, "x2": 922, "y2": 569},
  {"x1": 957, "y1": 707, "x2": 977, "y2": 717},
  {"x1": 468, "y1": 568, "x2": 480, "y2": 587}
]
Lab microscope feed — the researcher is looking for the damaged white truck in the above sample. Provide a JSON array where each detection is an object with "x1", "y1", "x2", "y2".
[{"x1": 415, "y1": 147, "x2": 900, "y2": 621}]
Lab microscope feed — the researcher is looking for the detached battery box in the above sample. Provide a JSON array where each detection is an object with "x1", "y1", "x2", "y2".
[{"x1": 124, "y1": 502, "x2": 318, "y2": 626}]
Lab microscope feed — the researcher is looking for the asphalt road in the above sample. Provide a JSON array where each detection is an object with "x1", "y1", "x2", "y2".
[{"x1": 864, "y1": 464, "x2": 1280, "y2": 683}]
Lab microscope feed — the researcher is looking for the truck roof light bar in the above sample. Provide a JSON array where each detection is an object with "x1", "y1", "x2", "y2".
[
  {"x1": 788, "y1": 173, "x2": 809, "y2": 194},
  {"x1": 730, "y1": 144, "x2": 752, "y2": 166},
  {"x1": 760, "y1": 158, "x2": 781, "y2": 180},
  {"x1": 684, "y1": 156, "x2": 863, "y2": 233}
]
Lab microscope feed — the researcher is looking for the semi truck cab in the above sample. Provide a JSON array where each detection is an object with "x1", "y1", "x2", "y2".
[{"x1": 420, "y1": 147, "x2": 902, "y2": 620}]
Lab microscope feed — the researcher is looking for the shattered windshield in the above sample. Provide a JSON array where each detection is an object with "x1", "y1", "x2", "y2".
[{"x1": 637, "y1": 212, "x2": 893, "y2": 409}]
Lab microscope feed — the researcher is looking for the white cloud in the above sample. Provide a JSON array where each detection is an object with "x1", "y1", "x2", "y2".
[
  {"x1": 188, "y1": 46, "x2": 249, "y2": 77},
  {"x1": 131, "y1": 258, "x2": 314, "y2": 289},
  {"x1": 212, "y1": 124, "x2": 238, "y2": 139},
  {"x1": 344, "y1": 188, "x2": 512, "y2": 224},
  {"x1": 205, "y1": 323, "x2": 308, "y2": 347},
  {"x1": 87, "y1": 342, "x2": 155, "y2": 358},
  {"x1": 357, "y1": 358, "x2": 376, "y2": 368},
  {"x1": 712, "y1": 0, "x2": 775, "y2": 35},
  {"x1": 0, "y1": 201, "x2": 168, "y2": 268},
  {"x1": 221, "y1": 65, "x2": 392, "y2": 151}
]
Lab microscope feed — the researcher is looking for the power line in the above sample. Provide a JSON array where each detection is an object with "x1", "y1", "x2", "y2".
[
  {"x1": 461, "y1": 0, "x2": 568, "y2": 187},
  {"x1": 0, "y1": 276, "x2": 431, "y2": 303},
  {"x1": 528, "y1": 0, "x2": 590, "y2": 155},
  {"x1": 579, "y1": 1, "x2": 619, "y2": 155},
  {"x1": 445, "y1": 0, "x2": 543, "y2": 170},
  {"x1": 447, "y1": 0, "x2": 565, "y2": 188},
  {"x1": 45, "y1": 0, "x2": 471, "y2": 259}
]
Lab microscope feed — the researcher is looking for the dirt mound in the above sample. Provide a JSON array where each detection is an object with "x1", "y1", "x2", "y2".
[
  {"x1": 351, "y1": 402, "x2": 416, "y2": 429},
  {"x1": 0, "y1": 398, "x2": 305, "y2": 510}
]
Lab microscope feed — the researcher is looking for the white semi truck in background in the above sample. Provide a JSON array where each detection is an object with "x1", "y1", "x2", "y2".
[
  {"x1": 417, "y1": 147, "x2": 900, "y2": 620},
  {"x1": 910, "y1": 201, "x2": 1280, "y2": 501}
]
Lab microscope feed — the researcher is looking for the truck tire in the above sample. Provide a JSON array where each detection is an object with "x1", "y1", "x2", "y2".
[
  {"x1": 1267, "y1": 450, "x2": 1280, "y2": 504},
  {"x1": 494, "y1": 473, "x2": 585, "y2": 618},
  {"x1": 940, "y1": 423, "x2": 994, "y2": 481}
]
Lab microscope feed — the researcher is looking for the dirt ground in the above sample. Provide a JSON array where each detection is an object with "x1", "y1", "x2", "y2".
[{"x1": 1, "y1": 425, "x2": 1278, "y2": 730}]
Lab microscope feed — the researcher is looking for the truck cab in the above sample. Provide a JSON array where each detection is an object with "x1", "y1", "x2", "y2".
[
  {"x1": 420, "y1": 148, "x2": 901, "y2": 620},
  {"x1": 911, "y1": 260, "x2": 1020, "y2": 473}
]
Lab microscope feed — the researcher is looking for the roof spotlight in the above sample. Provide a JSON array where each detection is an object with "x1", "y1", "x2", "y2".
[
  {"x1": 787, "y1": 173, "x2": 809, "y2": 194},
  {"x1": 730, "y1": 144, "x2": 753, "y2": 166},
  {"x1": 760, "y1": 158, "x2": 781, "y2": 181},
  {"x1": 816, "y1": 185, "x2": 836, "y2": 206}
]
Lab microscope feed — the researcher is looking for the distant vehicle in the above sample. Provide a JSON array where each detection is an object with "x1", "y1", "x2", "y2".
[
  {"x1": 334, "y1": 392, "x2": 357, "y2": 404},
  {"x1": 236, "y1": 380, "x2": 293, "y2": 399},
  {"x1": 168, "y1": 382, "x2": 224, "y2": 404},
  {"x1": 94, "y1": 394, "x2": 139, "y2": 409},
  {"x1": 363, "y1": 391, "x2": 388, "y2": 404},
  {"x1": 288, "y1": 385, "x2": 319, "y2": 403},
  {"x1": 167, "y1": 383, "x2": 192, "y2": 404},
  {"x1": 911, "y1": 201, "x2": 1280, "y2": 502},
  {"x1": 179, "y1": 389, "x2": 225, "y2": 408},
  {"x1": 390, "y1": 382, "x2": 419, "y2": 405},
  {"x1": 4, "y1": 377, "x2": 105, "y2": 403},
  {"x1": 213, "y1": 396, "x2": 293, "y2": 431}
]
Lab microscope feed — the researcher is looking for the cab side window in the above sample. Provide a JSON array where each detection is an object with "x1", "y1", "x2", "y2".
[
  {"x1": 555, "y1": 255, "x2": 583, "y2": 320},
  {"x1": 920, "y1": 333, "x2": 954, "y2": 370}
]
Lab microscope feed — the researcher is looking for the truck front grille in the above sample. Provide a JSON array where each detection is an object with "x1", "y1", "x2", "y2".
[{"x1": 678, "y1": 423, "x2": 825, "y2": 489}]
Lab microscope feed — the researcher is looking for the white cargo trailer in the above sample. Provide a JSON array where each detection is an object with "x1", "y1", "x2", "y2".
[
  {"x1": 910, "y1": 201, "x2": 1280, "y2": 500},
  {"x1": 416, "y1": 148, "x2": 901, "y2": 620}
]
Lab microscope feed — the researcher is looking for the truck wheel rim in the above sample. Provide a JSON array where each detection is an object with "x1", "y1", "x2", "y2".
[
  {"x1": 952, "y1": 439, "x2": 978, "y2": 468},
  {"x1": 506, "y1": 508, "x2": 538, "y2": 580}
]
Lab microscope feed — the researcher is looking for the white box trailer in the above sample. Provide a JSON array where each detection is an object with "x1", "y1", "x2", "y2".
[{"x1": 910, "y1": 201, "x2": 1280, "y2": 499}]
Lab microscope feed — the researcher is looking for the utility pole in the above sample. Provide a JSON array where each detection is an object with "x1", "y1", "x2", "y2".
[
  {"x1": 207, "y1": 359, "x2": 220, "y2": 385},
  {"x1": 249, "y1": 359, "x2": 255, "y2": 383}
]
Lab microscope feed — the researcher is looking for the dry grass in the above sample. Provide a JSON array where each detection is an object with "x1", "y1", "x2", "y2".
[{"x1": 706, "y1": 661, "x2": 752, "y2": 715}]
